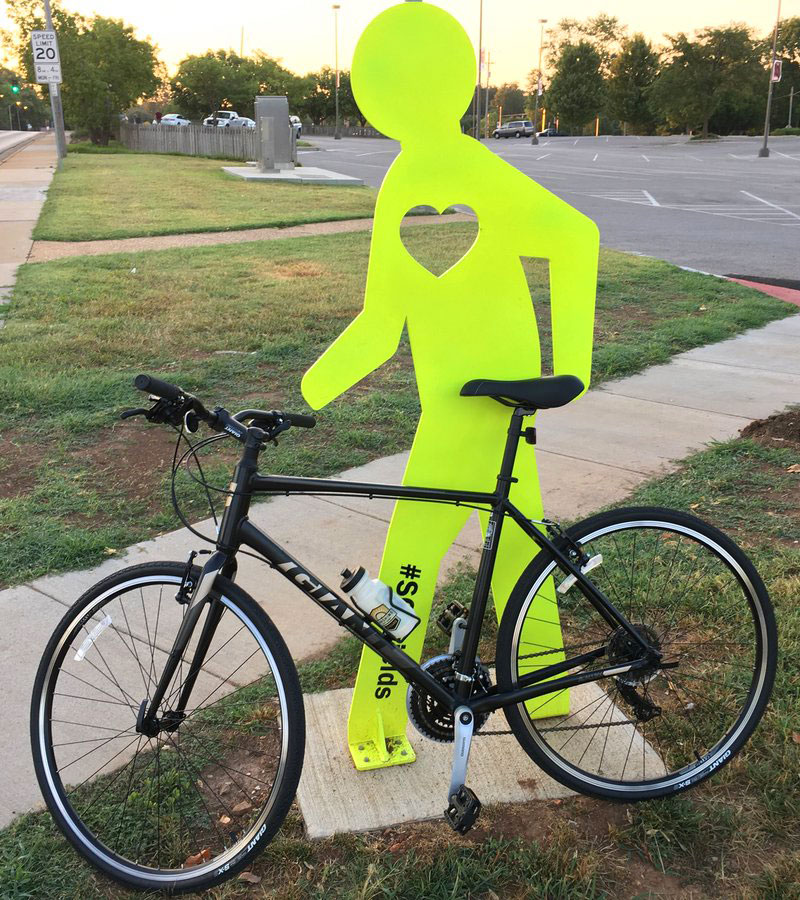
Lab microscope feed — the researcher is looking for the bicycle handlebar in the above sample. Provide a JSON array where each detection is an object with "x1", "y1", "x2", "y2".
[
  {"x1": 133, "y1": 374, "x2": 184, "y2": 402},
  {"x1": 133, "y1": 374, "x2": 316, "y2": 433}
]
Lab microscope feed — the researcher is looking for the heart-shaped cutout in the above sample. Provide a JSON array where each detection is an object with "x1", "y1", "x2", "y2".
[{"x1": 400, "y1": 205, "x2": 478, "y2": 277}]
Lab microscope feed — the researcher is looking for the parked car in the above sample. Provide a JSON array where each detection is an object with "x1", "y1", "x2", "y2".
[
  {"x1": 537, "y1": 127, "x2": 567, "y2": 137},
  {"x1": 203, "y1": 110, "x2": 239, "y2": 127},
  {"x1": 492, "y1": 119, "x2": 534, "y2": 139},
  {"x1": 227, "y1": 116, "x2": 255, "y2": 128},
  {"x1": 159, "y1": 114, "x2": 191, "y2": 127},
  {"x1": 290, "y1": 115, "x2": 302, "y2": 137}
]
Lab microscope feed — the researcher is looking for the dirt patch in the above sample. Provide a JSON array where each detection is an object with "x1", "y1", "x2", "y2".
[
  {"x1": 77, "y1": 424, "x2": 179, "y2": 516},
  {"x1": 740, "y1": 409, "x2": 800, "y2": 452},
  {"x1": 269, "y1": 261, "x2": 328, "y2": 280},
  {"x1": 0, "y1": 437, "x2": 45, "y2": 500}
]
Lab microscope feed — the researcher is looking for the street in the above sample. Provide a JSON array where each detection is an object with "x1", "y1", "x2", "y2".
[{"x1": 301, "y1": 135, "x2": 800, "y2": 282}]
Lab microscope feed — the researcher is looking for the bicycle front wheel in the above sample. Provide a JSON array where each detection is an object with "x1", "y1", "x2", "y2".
[
  {"x1": 496, "y1": 507, "x2": 776, "y2": 801},
  {"x1": 31, "y1": 562, "x2": 305, "y2": 894}
]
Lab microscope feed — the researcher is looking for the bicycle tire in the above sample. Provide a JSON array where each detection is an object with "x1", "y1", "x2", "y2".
[
  {"x1": 495, "y1": 507, "x2": 776, "y2": 801},
  {"x1": 31, "y1": 561, "x2": 305, "y2": 894}
]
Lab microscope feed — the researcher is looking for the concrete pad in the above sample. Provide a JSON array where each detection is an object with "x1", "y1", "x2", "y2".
[
  {"x1": 0, "y1": 263, "x2": 18, "y2": 286},
  {"x1": 538, "y1": 391, "x2": 749, "y2": 476},
  {"x1": 0, "y1": 204, "x2": 43, "y2": 222},
  {"x1": 680, "y1": 316, "x2": 800, "y2": 375},
  {"x1": 0, "y1": 220, "x2": 34, "y2": 262},
  {"x1": 223, "y1": 165, "x2": 364, "y2": 186},
  {"x1": 296, "y1": 684, "x2": 662, "y2": 838},
  {"x1": 0, "y1": 585, "x2": 72, "y2": 826},
  {"x1": 537, "y1": 449, "x2": 647, "y2": 519},
  {"x1": 600, "y1": 357, "x2": 800, "y2": 420}
]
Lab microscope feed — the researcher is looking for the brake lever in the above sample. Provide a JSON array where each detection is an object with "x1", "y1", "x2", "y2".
[{"x1": 120, "y1": 407, "x2": 149, "y2": 420}]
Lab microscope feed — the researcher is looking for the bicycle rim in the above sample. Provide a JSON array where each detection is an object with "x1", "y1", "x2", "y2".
[
  {"x1": 506, "y1": 514, "x2": 772, "y2": 795},
  {"x1": 33, "y1": 573, "x2": 292, "y2": 887}
]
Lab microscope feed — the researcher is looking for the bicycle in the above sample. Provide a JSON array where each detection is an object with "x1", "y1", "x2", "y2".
[{"x1": 31, "y1": 373, "x2": 777, "y2": 894}]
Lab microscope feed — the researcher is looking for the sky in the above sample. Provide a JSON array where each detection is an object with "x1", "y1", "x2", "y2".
[{"x1": 1, "y1": 0, "x2": 795, "y2": 86}]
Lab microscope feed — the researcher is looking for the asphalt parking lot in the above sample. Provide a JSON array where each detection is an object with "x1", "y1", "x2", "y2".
[{"x1": 300, "y1": 135, "x2": 800, "y2": 282}]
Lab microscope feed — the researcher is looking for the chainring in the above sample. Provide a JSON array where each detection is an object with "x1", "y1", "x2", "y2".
[{"x1": 406, "y1": 654, "x2": 492, "y2": 743}]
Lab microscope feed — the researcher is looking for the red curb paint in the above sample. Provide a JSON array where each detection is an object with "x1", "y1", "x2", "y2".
[{"x1": 727, "y1": 278, "x2": 800, "y2": 307}]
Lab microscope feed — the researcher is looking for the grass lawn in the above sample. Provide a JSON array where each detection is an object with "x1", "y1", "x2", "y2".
[
  {"x1": 2, "y1": 414, "x2": 797, "y2": 898},
  {"x1": 33, "y1": 152, "x2": 377, "y2": 241},
  {"x1": 0, "y1": 224, "x2": 793, "y2": 588}
]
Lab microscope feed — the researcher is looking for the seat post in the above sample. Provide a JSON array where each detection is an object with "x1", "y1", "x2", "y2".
[{"x1": 495, "y1": 407, "x2": 533, "y2": 497}]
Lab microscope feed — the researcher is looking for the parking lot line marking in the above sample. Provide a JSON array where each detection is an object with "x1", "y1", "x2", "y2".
[
  {"x1": 573, "y1": 139, "x2": 579, "y2": 145},
  {"x1": 641, "y1": 154, "x2": 650, "y2": 162},
  {"x1": 741, "y1": 190, "x2": 800, "y2": 220},
  {"x1": 593, "y1": 154, "x2": 598, "y2": 161},
  {"x1": 642, "y1": 191, "x2": 660, "y2": 207},
  {"x1": 774, "y1": 151, "x2": 800, "y2": 160},
  {"x1": 536, "y1": 154, "x2": 551, "y2": 160}
]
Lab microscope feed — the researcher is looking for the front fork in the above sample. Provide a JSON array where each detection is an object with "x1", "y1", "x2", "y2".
[{"x1": 137, "y1": 551, "x2": 231, "y2": 734}]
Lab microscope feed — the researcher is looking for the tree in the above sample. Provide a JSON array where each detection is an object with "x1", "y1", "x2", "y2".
[
  {"x1": 1, "y1": 66, "x2": 48, "y2": 129},
  {"x1": 172, "y1": 51, "x2": 305, "y2": 120},
  {"x1": 547, "y1": 41, "x2": 605, "y2": 131},
  {"x1": 773, "y1": 17, "x2": 800, "y2": 129},
  {"x1": 650, "y1": 26, "x2": 763, "y2": 137},
  {"x1": 298, "y1": 67, "x2": 362, "y2": 125},
  {"x1": 494, "y1": 82, "x2": 525, "y2": 118},
  {"x1": 546, "y1": 14, "x2": 626, "y2": 75},
  {"x1": 7, "y1": 2, "x2": 158, "y2": 144},
  {"x1": 606, "y1": 35, "x2": 659, "y2": 133}
]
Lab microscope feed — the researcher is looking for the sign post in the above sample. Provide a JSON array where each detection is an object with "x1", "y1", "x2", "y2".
[
  {"x1": 32, "y1": 0, "x2": 66, "y2": 166},
  {"x1": 759, "y1": 0, "x2": 782, "y2": 158}
]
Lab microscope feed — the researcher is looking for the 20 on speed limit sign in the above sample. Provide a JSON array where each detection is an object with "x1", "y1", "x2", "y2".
[{"x1": 31, "y1": 31, "x2": 62, "y2": 84}]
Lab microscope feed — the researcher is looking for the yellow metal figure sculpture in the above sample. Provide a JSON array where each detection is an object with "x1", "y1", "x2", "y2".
[{"x1": 302, "y1": 1, "x2": 599, "y2": 771}]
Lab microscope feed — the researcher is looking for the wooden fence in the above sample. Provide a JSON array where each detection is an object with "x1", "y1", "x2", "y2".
[
  {"x1": 300, "y1": 124, "x2": 385, "y2": 138},
  {"x1": 119, "y1": 122, "x2": 258, "y2": 160}
]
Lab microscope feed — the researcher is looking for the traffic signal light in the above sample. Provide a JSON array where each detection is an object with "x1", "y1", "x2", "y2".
[{"x1": 10, "y1": 78, "x2": 20, "y2": 95}]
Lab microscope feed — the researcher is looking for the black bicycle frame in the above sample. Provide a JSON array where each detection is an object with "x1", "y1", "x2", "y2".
[{"x1": 144, "y1": 408, "x2": 659, "y2": 729}]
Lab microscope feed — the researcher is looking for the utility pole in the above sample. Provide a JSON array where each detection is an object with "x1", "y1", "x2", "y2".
[
  {"x1": 332, "y1": 4, "x2": 341, "y2": 140},
  {"x1": 531, "y1": 18, "x2": 547, "y2": 145},
  {"x1": 474, "y1": 0, "x2": 483, "y2": 139},
  {"x1": 42, "y1": 0, "x2": 66, "y2": 166},
  {"x1": 759, "y1": 0, "x2": 782, "y2": 158},
  {"x1": 484, "y1": 51, "x2": 491, "y2": 139},
  {"x1": 788, "y1": 85, "x2": 795, "y2": 128}
]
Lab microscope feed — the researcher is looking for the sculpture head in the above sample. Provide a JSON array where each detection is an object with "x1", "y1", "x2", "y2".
[{"x1": 351, "y1": 2, "x2": 476, "y2": 143}]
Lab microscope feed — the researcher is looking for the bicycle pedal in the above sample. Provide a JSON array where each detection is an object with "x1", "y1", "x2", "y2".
[
  {"x1": 445, "y1": 785, "x2": 481, "y2": 834},
  {"x1": 436, "y1": 601, "x2": 469, "y2": 637}
]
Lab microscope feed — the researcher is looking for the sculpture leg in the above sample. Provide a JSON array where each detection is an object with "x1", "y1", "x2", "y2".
[
  {"x1": 347, "y1": 497, "x2": 471, "y2": 770},
  {"x1": 484, "y1": 437, "x2": 569, "y2": 717}
]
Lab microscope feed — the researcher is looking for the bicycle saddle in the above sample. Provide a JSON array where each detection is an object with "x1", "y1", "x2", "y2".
[{"x1": 460, "y1": 374, "x2": 584, "y2": 409}]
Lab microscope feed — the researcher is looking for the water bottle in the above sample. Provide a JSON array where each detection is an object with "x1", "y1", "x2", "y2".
[{"x1": 340, "y1": 566, "x2": 420, "y2": 641}]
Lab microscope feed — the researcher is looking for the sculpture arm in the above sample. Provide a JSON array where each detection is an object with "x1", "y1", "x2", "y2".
[
  {"x1": 514, "y1": 180, "x2": 599, "y2": 391},
  {"x1": 548, "y1": 209, "x2": 599, "y2": 390},
  {"x1": 301, "y1": 222, "x2": 405, "y2": 409}
]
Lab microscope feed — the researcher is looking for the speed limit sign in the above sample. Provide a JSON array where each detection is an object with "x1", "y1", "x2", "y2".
[{"x1": 31, "y1": 30, "x2": 62, "y2": 84}]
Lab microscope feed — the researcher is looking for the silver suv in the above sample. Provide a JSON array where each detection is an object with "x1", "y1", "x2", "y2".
[{"x1": 492, "y1": 119, "x2": 534, "y2": 139}]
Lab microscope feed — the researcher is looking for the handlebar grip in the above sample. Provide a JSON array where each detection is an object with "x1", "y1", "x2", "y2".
[
  {"x1": 286, "y1": 412, "x2": 316, "y2": 429},
  {"x1": 134, "y1": 374, "x2": 184, "y2": 401}
]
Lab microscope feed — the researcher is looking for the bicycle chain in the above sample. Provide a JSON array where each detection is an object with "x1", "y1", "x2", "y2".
[{"x1": 476, "y1": 639, "x2": 632, "y2": 737}]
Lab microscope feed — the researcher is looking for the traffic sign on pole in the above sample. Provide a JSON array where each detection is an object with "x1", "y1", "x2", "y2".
[
  {"x1": 771, "y1": 59, "x2": 782, "y2": 83},
  {"x1": 31, "y1": 31, "x2": 62, "y2": 84}
]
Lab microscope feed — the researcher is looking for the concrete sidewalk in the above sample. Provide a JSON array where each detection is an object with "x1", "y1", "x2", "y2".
[
  {"x1": 1, "y1": 311, "x2": 797, "y2": 829},
  {"x1": 0, "y1": 133, "x2": 57, "y2": 326}
]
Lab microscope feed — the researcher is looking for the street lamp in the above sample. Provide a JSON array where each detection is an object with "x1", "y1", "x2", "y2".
[
  {"x1": 332, "y1": 4, "x2": 341, "y2": 140},
  {"x1": 473, "y1": 0, "x2": 484, "y2": 139},
  {"x1": 531, "y1": 18, "x2": 547, "y2": 145},
  {"x1": 759, "y1": 0, "x2": 782, "y2": 158}
]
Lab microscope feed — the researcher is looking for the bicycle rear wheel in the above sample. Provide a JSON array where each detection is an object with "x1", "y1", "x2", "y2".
[
  {"x1": 31, "y1": 562, "x2": 304, "y2": 894},
  {"x1": 496, "y1": 507, "x2": 776, "y2": 801}
]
